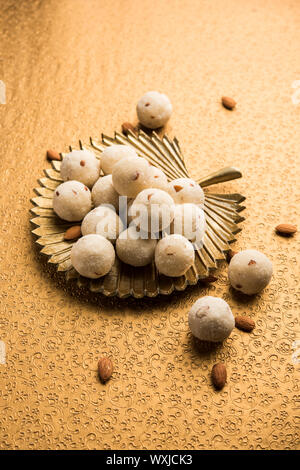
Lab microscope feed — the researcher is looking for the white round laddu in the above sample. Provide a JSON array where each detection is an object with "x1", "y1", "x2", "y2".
[
  {"x1": 112, "y1": 156, "x2": 150, "y2": 198},
  {"x1": 129, "y1": 188, "x2": 175, "y2": 233},
  {"x1": 81, "y1": 206, "x2": 124, "y2": 244},
  {"x1": 188, "y1": 296, "x2": 235, "y2": 342},
  {"x1": 168, "y1": 178, "x2": 205, "y2": 207},
  {"x1": 101, "y1": 144, "x2": 138, "y2": 175},
  {"x1": 53, "y1": 180, "x2": 91, "y2": 222},
  {"x1": 116, "y1": 226, "x2": 157, "y2": 267},
  {"x1": 155, "y1": 234, "x2": 195, "y2": 277},
  {"x1": 145, "y1": 166, "x2": 169, "y2": 191},
  {"x1": 228, "y1": 249, "x2": 273, "y2": 295},
  {"x1": 136, "y1": 91, "x2": 172, "y2": 129},
  {"x1": 92, "y1": 174, "x2": 119, "y2": 211},
  {"x1": 170, "y1": 203, "x2": 206, "y2": 243},
  {"x1": 71, "y1": 234, "x2": 115, "y2": 279},
  {"x1": 60, "y1": 150, "x2": 100, "y2": 188}
]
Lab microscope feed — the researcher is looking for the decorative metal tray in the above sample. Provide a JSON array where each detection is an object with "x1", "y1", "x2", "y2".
[{"x1": 30, "y1": 130, "x2": 245, "y2": 298}]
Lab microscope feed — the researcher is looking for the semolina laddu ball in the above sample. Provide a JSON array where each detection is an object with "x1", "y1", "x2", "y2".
[
  {"x1": 188, "y1": 296, "x2": 235, "y2": 342},
  {"x1": 136, "y1": 91, "x2": 172, "y2": 129},
  {"x1": 92, "y1": 175, "x2": 119, "y2": 211},
  {"x1": 101, "y1": 144, "x2": 138, "y2": 175},
  {"x1": 60, "y1": 150, "x2": 100, "y2": 188},
  {"x1": 168, "y1": 178, "x2": 205, "y2": 207},
  {"x1": 112, "y1": 156, "x2": 150, "y2": 198},
  {"x1": 155, "y1": 234, "x2": 195, "y2": 277},
  {"x1": 129, "y1": 188, "x2": 174, "y2": 233},
  {"x1": 71, "y1": 234, "x2": 115, "y2": 279},
  {"x1": 228, "y1": 249, "x2": 273, "y2": 295},
  {"x1": 81, "y1": 206, "x2": 124, "y2": 244},
  {"x1": 116, "y1": 226, "x2": 157, "y2": 267},
  {"x1": 53, "y1": 180, "x2": 91, "y2": 222}
]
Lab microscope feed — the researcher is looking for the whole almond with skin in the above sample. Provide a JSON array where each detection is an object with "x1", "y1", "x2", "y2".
[
  {"x1": 222, "y1": 96, "x2": 236, "y2": 110},
  {"x1": 64, "y1": 225, "x2": 81, "y2": 240},
  {"x1": 275, "y1": 224, "x2": 297, "y2": 235},
  {"x1": 47, "y1": 149, "x2": 61, "y2": 161},
  {"x1": 226, "y1": 249, "x2": 237, "y2": 263},
  {"x1": 122, "y1": 122, "x2": 137, "y2": 136},
  {"x1": 211, "y1": 363, "x2": 227, "y2": 390},
  {"x1": 98, "y1": 357, "x2": 113, "y2": 383},
  {"x1": 235, "y1": 315, "x2": 255, "y2": 332}
]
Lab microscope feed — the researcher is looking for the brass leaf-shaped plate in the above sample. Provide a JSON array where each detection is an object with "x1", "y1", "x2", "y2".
[{"x1": 31, "y1": 130, "x2": 245, "y2": 298}]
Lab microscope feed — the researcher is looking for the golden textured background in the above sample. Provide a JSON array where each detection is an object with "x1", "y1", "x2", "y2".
[{"x1": 0, "y1": 0, "x2": 299, "y2": 450}]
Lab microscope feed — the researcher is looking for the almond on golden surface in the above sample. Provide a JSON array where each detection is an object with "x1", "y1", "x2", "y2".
[
  {"x1": 222, "y1": 96, "x2": 236, "y2": 110},
  {"x1": 211, "y1": 363, "x2": 227, "y2": 390},
  {"x1": 64, "y1": 225, "x2": 81, "y2": 240},
  {"x1": 98, "y1": 357, "x2": 113, "y2": 383},
  {"x1": 121, "y1": 122, "x2": 137, "y2": 135},
  {"x1": 235, "y1": 315, "x2": 255, "y2": 332},
  {"x1": 275, "y1": 224, "x2": 297, "y2": 235},
  {"x1": 47, "y1": 149, "x2": 61, "y2": 161}
]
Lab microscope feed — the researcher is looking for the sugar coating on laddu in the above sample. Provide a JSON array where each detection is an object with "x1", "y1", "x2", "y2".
[
  {"x1": 116, "y1": 226, "x2": 157, "y2": 267},
  {"x1": 170, "y1": 203, "x2": 206, "y2": 243},
  {"x1": 228, "y1": 249, "x2": 273, "y2": 295},
  {"x1": 137, "y1": 91, "x2": 172, "y2": 129},
  {"x1": 112, "y1": 156, "x2": 150, "y2": 198},
  {"x1": 129, "y1": 188, "x2": 175, "y2": 233},
  {"x1": 168, "y1": 178, "x2": 205, "y2": 207},
  {"x1": 53, "y1": 180, "x2": 91, "y2": 222},
  {"x1": 60, "y1": 150, "x2": 100, "y2": 188},
  {"x1": 155, "y1": 234, "x2": 195, "y2": 277},
  {"x1": 71, "y1": 234, "x2": 115, "y2": 279},
  {"x1": 101, "y1": 144, "x2": 138, "y2": 175},
  {"x1": 92, "y1": 174, "x2": 119, "y2": 211},
  {"x1": 188, "y1": 296, "x2": 235, "y2": 342},
  {"x1": 81, "y1": 206, "x2": 124, "y2": 244}
]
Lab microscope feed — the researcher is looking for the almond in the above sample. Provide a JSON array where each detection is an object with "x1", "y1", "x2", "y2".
[
  {"x1": 98, "y1": 357, "x2": 113, "y2": 383},
  {"x1": 211, "y1": 363, "x2": 227, "y2": 390},
  {"x1": 275, "y1": 224, "x2": 297, "y2": 235},
  {"x1": 235, "y1": 315, "x2": 255, "y2": 332},
  {"x1": 173, "y1": 185, "x2": 183, "y2": 192},
  {"x1": 222, "y1": 96, "x2": 236, "y2": 110},
  {"x1": 64, "y1": 225, "x2": 81, "y2": 240},
  {"x1": 121, "y1": 122, "x2": 137, "y2": 136},
  {"x1": 47, "y1": 149, "x2": 61, "y2": 161},
  {"x1": 226, "y1": 249, "x2": 237, "y2": 263}
]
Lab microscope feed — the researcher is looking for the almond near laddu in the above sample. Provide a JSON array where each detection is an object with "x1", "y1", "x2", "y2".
[
  {"x1": 47, "y1": 149, "x2": 61, "y2": 161},
  {"x1": 211, "y1": 363, "x2": 227, "y2": 390},
  {"x1": 275, "y1": 224, "x2": 297, "y2": 235},
  {"x1": 235, "y1": 315, "x2": 255, "y2": 332},
  {"x1": 222, "y1": 96, "x2": 236, "y2": 110},
  {"x1": 64, "y1": 225, "x2": 81, "y2": 240},
  {"x1": 121, "y1": 122, "x2": 137, "y2": 136},
  {"x1": 98, "y1": 357, "x2": 113, "y2": 383}
]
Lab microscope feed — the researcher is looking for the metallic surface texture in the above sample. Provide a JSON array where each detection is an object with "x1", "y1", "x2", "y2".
[{"x1": 0, "y1": 0, "x2": 299, "y2": 450}]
